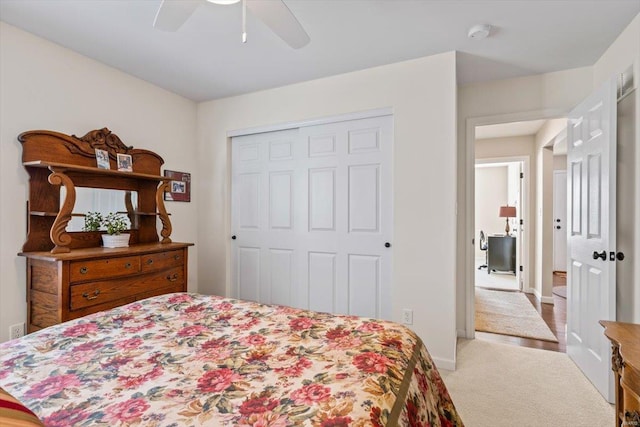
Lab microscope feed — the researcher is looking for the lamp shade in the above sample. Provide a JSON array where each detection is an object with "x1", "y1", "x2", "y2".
[{"x1": 499, "y1": 206, "x2": 516, "y2": 218}]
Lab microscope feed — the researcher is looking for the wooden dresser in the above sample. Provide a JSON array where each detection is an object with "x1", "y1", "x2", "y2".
[
  {"x1": 600, "y1": 321, "x2": 640, "y2": 427},
  {"x1": 21, "y1": 243, "x2": 190, "y2": 331},
  {"x1": 18, "y1": 128, "x2": 193, "y2": 332}
]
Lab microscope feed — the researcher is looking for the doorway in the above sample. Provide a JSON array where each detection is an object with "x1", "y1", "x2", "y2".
[
  {"x1": 474, "y1": 160, "x2": 523, "y2": 291},
  {"x1": 470, "y1": 119, "x2": 567, "y2": 353}
]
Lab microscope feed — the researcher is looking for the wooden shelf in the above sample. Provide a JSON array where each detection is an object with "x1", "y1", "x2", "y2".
[
  {"x1": 20, "y1": 128, "x2": 173, "y2": 254},
  {"x1": 116, "y1": 211, "x2": 171, "y2": 216},
  {"x1": 19, "y1": 242, "x2": 193, "y2": 261},
  {"x1": 23, "y1": 160, "x2": 172, "y2": 182},
  {"x1": 30, "y1": 211, "x2": 164, "y2": 218},
  {"x1": 29, "y1": 211, "x2": 58, "y2": 217}
]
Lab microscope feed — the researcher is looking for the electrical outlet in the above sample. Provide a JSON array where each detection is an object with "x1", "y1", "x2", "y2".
[
  {"x1": 402, "y1": 309, "x2": 413, "y2": 325},
  {"x1": 9, "y1": 323, "x2": 25, "y2": 340}
]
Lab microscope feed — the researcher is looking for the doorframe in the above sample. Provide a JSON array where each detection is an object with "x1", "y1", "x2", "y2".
[
  {"x1": 464, "y1": 109, "x2": 564, "y2": 338},
  {"x1": 474, "y1": 156, "x2": 530, "y2": 293}
]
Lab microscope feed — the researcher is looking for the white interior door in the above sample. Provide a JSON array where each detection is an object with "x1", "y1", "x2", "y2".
[
  {"x1": 231, "y1": 115, "x2": 393, "y2": 320},
  {"x1": 553, "y1": 170, "x2": 567, "y2": 272},
  {"x1": 566, "y1": 79, "x2": 617, "y2": 403},
  {"x1": 232, "y1": 128, "x2": 303, "y2": 306}
]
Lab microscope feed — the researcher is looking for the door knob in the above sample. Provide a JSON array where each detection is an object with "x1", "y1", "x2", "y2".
[
  {"x1": 616, "y1": 252, "x2": 625, "y2": 261},
  {"x1": 231, "y1": 235, "x2": 237, "y2": 240},
  {"x1": 384, "y1": 242, "x2": 391, "y2": 248},
  {"x1": 592, "y1": 251, "x2": 607, "y2": 261}
]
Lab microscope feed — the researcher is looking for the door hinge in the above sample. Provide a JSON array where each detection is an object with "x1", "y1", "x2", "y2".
[
  {"x1": 520, "y1": 172, "x2": 524, "y2": 179},
  {"x1": 519, "y1": 219, "x2": 523, "y2": 225},
  {"x1": 472, "y1": 238, "x2": 475, "y2": 245},
  {"x1": 519, "y1": 265, "x2": 523, "y2": 272}
]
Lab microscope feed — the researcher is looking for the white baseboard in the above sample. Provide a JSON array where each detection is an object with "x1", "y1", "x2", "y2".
[
  {"x1": 432, "y1": 356, "x2": 456, "y2": 371},
  {"x1": 540, "y1": 296, "x2": 555, "y2": 305},
  {"x1": 531, "y1": 287, "x2": 541, "y2": 299},
  {"x1": 457, "y1": 329, "x2": 466, "y2": 338},
  {"x1": 530, "y1": 287, "x2": 555, "y2": 305}
]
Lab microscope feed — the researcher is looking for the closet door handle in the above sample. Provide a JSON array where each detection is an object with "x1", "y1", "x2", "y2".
[{"x1": 592, "y1": 251, "x2": 606, "y2": 261}]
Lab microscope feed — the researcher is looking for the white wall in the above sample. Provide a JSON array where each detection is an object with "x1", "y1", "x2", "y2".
[
  {"x1": 474, "y1": 166, "x2": 508, "y2": 257},
  {"x1": 456, "y1": 67, "x2": 593, "y2": 335},
  {"x1": 457, "y1": 12, "x2": 640, "y2": 333},
  {"x1": 534, "y1": 119, "x2": 566, "y2": 302},
  {"x1": 553, "y1": 155, "x2": 567, "y2": 171},
  {"x1": 593, "y1": 13, "x2": 640, "y2": 322},
  {"x1": 0, "y1": 23, "x2": 199, "y2": 342},
  {"x1": 196, "y1": 53, "x2": 459, "y2": 368}
]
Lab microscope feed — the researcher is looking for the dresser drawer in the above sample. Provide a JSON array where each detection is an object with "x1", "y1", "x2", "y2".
[
  {"x1": 70, "y1": 255, "x2": 141, "y2": 282},
  {"x1": 141, "y1": 249, "x2": 184, "y2": 272},
  {"x1": 70, "y1": 266, "x2": 184, "y2": 310}
]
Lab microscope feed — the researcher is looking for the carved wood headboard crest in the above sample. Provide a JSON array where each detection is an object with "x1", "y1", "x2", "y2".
[
  {"x1": 19, "y1": 128, "x2": 164, "y2": 174},
  {"x1": 71, "y1": 128, "x2": 134, "y2": 158}
]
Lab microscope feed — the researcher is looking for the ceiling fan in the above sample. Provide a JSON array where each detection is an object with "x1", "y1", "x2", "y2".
[{"x1": 154, "y1": 0, "x2": 310, "y2": 49}]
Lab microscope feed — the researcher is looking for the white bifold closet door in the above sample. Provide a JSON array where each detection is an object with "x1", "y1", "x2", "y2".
[{"x1": 231, "y1": 115, "x2": 393, "y2": 320}]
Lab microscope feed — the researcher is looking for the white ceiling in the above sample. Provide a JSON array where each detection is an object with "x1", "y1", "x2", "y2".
[
  {"x1": 1, "y1": 0, "x2": 639, "y2": 102},
  {"x1": 475, "y1": 119, "x2": 547, "y2": 140}
]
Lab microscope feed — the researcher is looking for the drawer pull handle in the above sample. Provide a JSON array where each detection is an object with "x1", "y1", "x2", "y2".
[
  {"x1": 166, "y1": 274, "x2": 179, "y2": 282},
  {"x1": 124, "y1": 262, "x2": 132, "y2": 269},
  {"x1": 174, "y1": 255, "x2": 180, "y2": 260},
  {"x1": 146, "y1": 259, "x2": 154, "y2": 265},
  {"x1": 80, "y1": 267, "x2": 88, "y2": 274},
  {"x1": 82, "y1": 290, "x2": 100, "y2": 300}
]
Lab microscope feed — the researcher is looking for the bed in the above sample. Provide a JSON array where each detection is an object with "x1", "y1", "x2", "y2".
[{"x1": 0, "y1": 293, "x2": 463, "y2": 426}]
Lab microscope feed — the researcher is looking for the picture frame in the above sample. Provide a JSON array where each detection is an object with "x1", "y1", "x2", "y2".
[
  {"x1": 164, "y1": 170, "x2": 191, "y2": 202},
  {"x1": 116, "y1": 153, "x2": 133, "y2": 172},
  {"x1": 95, "y1": 149, "x2": 110, "y2": 169}
]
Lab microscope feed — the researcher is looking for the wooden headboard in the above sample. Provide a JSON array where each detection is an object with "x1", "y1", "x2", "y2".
[{"x1": 19, "y1": 128, "x2": 164, "y2": 174}]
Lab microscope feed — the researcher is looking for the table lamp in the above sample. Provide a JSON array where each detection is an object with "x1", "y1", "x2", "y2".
[{"x1": 499, "y1": 205, "x2": 516, "y2": 236}]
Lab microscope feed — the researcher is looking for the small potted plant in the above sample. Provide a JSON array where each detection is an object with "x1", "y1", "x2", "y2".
[
  {"x1": 83, "y1": 211, "x2": 102, "y2": 232},
  {"x1": 101, "y1": 212, "x2": 130, "y2": 248}
]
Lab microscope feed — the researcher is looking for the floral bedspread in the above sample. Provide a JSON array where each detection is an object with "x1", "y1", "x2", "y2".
[{"x1": 0, "y1": 293, "x2": 463, "y2": 426}]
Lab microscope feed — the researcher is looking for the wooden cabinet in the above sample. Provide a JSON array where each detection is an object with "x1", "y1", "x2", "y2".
[
  {"x1": 600, "y1": 321, "x2": 640, "y2": 427},
  {"x1": 18, "y1": 128, "x2": 193, "y2": 332},
  {"x1": 23, "y1": 244, "x2": 190, "y2": 331}
]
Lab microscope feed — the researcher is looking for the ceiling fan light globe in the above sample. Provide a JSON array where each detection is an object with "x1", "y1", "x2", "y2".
[{"x1": 207, "y1": 0, "x2": 241, "y2": 5}]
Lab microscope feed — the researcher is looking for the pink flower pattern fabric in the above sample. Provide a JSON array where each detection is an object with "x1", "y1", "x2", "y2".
[{"x1": 0, "y1": 293, "x2": 463, "y2": 426}]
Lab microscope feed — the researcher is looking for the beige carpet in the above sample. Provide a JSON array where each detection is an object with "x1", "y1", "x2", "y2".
[
  {"x1": 440, "y1": 339, "x2": 614, "y2": 427},
  {"x1": 475, "y1": 256, "x2": 518, "y2": 291},
  {"x1": 475, "y1": 288, "x2": 558, "y2": 342}
]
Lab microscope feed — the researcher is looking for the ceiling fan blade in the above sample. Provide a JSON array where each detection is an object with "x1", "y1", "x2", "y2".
[
  {"x1": 153, "y1": 0, "x2": 203, "y2": 32},
  {"x1": 246, "y1": 0, "x2": 310, "y2": 49}
]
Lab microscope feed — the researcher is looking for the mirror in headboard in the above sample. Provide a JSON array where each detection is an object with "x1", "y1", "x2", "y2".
[{"x1": 61, "y1": 187, "x2": 139, "y2": 232}]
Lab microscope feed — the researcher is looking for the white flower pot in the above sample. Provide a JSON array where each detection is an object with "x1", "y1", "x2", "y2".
[{"x1": 101, "y1": 233, "x2": 130, "y2": 248}]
